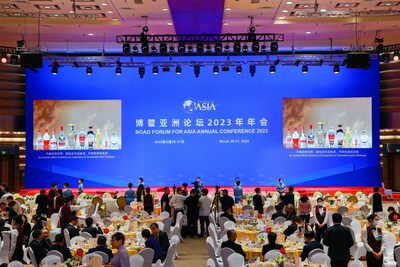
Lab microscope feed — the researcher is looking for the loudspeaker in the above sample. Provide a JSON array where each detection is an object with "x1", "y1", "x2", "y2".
[
  {"x1": 20, "y1": 53, "x2": 43, "y2": 68},
  {"x1": 346, "y1": 53, "x2": 370, "y2": 69}
]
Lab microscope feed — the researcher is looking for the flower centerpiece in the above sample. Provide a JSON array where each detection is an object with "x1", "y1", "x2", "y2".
[
  {"x1": 328, "y1": 197, "x2": 335, "y2": 206},
  {"x1": 244, "y1": 193, "x2": 253, "y2": 205},
  {"x1": 135, "y1": 210, "x2": 143, "y2": 219},
  {"x1": 257, "y1": 234, "x2": 266, "y2": 244},
  {"x1": 249, "y1": 218, "x2": 258, "y2": 227},
  {"x1": 386, "y1": 220, "x2": 393, "y2": 230},
  {"x1": 83, "y1": 194, "x2": 95, "y2": 200},
  {"x1": 275, "y1": 253, "x2": 287, "y2": 267},
  {"x1": 65, "y1": 258, "x2": 79, "y2": 267},
  {"x1": 116, "y1": 221, "x2": 123, "y2": 231}
]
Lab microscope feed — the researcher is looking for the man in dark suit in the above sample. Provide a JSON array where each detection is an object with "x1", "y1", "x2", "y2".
[
  {"x1": 221, "y1": 230, "x2": 247, "y2": 260},
  {"x1": 66, "y1": 216, "x2": 80, "y2": 239},
  {"x1": 388, "y1": 206, "x2": 399, "y2": 222},
  {"x1": 50, "y1": 234, "x2": 73, "y2": 261},
  {"x1": 88, "y1": 235, "x2": 113, "y2": 262},
  {"x1": 262, "y1": 232, "x2": 283, "y2": 257},
  {"x1": 220, "y1": 189, "x2": 235, "y2": 213},
  {"x1": 283, "y1": 186, "x2": 295, "y2": 207},
  {"x1": 271, "y1": 205, "x2": 286, "y2": 220},
  {"x1": 28, "y1": 229, "x2": 48, "y2": 266},
  {"x1": 323, "y1": 213, "x2": 354, "y2": 267},
  {"x1": 141, "y1": 229, "x2": 164, "y2": 263},
  {"x1": 220, "y1": 206, "x2": 236, "y2": 223},
  {"x1": 300, "y1": 231, "x2": 323, "y2": 261},
  {"x1": 150, "y1": 223, "x2": 169, "y2": 259},
  {"x1": 40, "y1": 228, "x2": 52, "y2": 251},
  {"x1": 284, "y1": 216, "x2": 302, "y2": 237},
  {"x1": 82, "y1": 217, "x2": 103, "y2": 238}
]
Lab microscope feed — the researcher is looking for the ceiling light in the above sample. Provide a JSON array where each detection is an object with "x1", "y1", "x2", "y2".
[
  {"x1": 286, "y1": 1, "x2": 293, "y2": 4},
  {"x1": 112, "y1": 18, "x2": 119, "y2": 21},
  {"x1": 249, "y1": 65, "x2": 256, "y2": 77},
  {"x1": 107, "y1": 11, "x2": 113, "y2": 14},
  {"x1": 194, "y1": 65, "x2": 200, "y2": 78},
  {"x1": 160, "y1": 43, "x2": 167, "y2": 55},
  {"x1": 270, "y1": 65, "x2": 276, "y2": 74},
  {"x1": 306, "y1": 31, "x2": 312, "y2": 35},
  {"x1": 393, "y1": 52, "x2": 399, "y2": 61},
  {"x1": 51, "y1": 65, "x2": 58, "y2": 75},
  {"x1": 333, "y1": 65, "x2": 340, "y2": 74},
  {"x1": 169, "y1": 45, "x2": 175, "y2": 53},
  {"x1": 86, "y1": 66, "x2": 92, "y2": 75},
  {"x1": 1, "y1": 53, "x2": 8, "y2": 64},
  {"x1": 115, "y1": 66, "x2": 122, "y2": 75},
  {"x1": 152, "y1": 66, "x2": 159, "y2": 75},
  {"x1": 295, "y1": 59, "x2": 301, "y2": 66},
  {"x1": 215, "y1": 42, "x2": 222, "y2": 54},
  {"x1": 206, "y1": 44, "x2": 212, "y2": 53},
  {"x1": 261, "y1": 44, "x2": 267, "y2": 52},
  {"x1": 224, "y1": 45, "x2": 230, "y2": 53},
  {"x1": 236, "y1": 65, "x2": 242, "y2": 74},
  {"x1": 270, "y1": 41, "x2": 278, "y2": 54},
  {"x1": 196, "y1": 42, "x2": 204, "y2": 55},
  {"x1": 320, "y1": 8, "x2": 327, "y2": 12},
  {"x1": 178, "y1": 42, "x2": 185, "y2": 55},
  {"x1": 242, "y1": 44, "x2": 249, "y2": 53},
  {"x1": 302, "y1": 65, "x2": 308, "y2": 73},
  {"x1": 223, "y1": 22, "x2": 229, "y2": 26},
  {"x1": 282, "y1": 9, "x2": 289, "y2": 13},
  {"x1": 162, "y1": 8, "x2": 169, "y2": 11},
  {"x1": 142, "y1": 43, "x2": 149, "y2": 55},
  {"x1": 167, "y1": 22, "x2": 173, "y2": 26},
  {"x1": 175, "y1": 65, "x2": 182, "y2": 74},
  {"x1": 252, "y1": 40, "x2": 259, "y2": 54},
  {"x1": 233, "y1": 42, "x2": 241, "y2": 55},
  {"x1": 225, "y1": 7, "x2": 232, "y2": 11},
  {"x1": 132, "y1": 45, "x2": 138, "y2": 54},
  {"x1": 151, "y1": 45, "x2": 157, "y2": 53},
  {"x1": 213, "y1": 65, "x2": 219, "y2": 75},
  {"x1": 101, "y1": 2, "x2": 108, "y2": 5},
  {"x1": 138, "y1": 66, "x2": 145, "y2": 78}
]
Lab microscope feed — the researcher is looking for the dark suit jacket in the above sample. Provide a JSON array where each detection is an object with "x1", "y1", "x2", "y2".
[
  {"x1": 29, "y1": 239, "x2": 48, "y2": 266},
  {"x1": 41, "y1": 238, "x2": 52, "y2": 251},
  {"x1": 88, "y1": 246, "x2": 114, "y2": 262},
  {"x1": 221, "y1": 240, "x2": 247, "y2": 260},
  {"x1": 153, "y1": 230, "x2": 170, "y2": 255},
  {"x1": 51, "y1": 244, "x2": 73, "y2": 261},
  {"x1": 262, "y1": 243, "x2": 283, "y2": 257},
  {"x1": 284, "y1": 224, "x2": 297, "y2": 236},
  {"x1": 82, "y1": 225, "x2": 103, "y2": 238},
  {"x1": 389, "y1": 211, "x2": 399, "y2": 222},
  {"x1": 145, "y1": 236, "x2": 164, "y2": 263},
  {"x1": 220, "y1": 213, "x2": 236, "y2": 223},
  {"x1": 271, "y1": 212, "x2": 286, "y2": 221},
  {"x1": 66, "y1": 223, "x2": 80, "y2": 239},
  {"x1": 301, "y1": 240, "x2": 324, "y2": 261},
  {"x1": 283, "y1": 192, "x2": 295, "y2": 206},
  {"x1": 322, "y1": 224, "x2": 354, "y2": 261}
]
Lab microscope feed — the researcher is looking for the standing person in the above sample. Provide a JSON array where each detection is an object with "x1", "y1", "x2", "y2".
[
  {"x1": 160, "y1": 187, "x2": 171, "y2": 215},
  {"x1": 35, "y1": 189, "x2": 48, "y2": 217},
  {"x1": 58, "y1": 198, "x2": 83, "y2": 230},
  {"x1": 136, "y1": 184, "x2": 144, "y2": 202},
  {"x1": 283, "y1": 186, "x2": 295, "y2": 208},
  {"x1": 169, "y1": 187, "x2": 186, "y2": 226},
  {"x1": 323, "y1": 213, "x2": 354, "y2": 267},
  {"x1": 109, "y1": 232, "x2": 129, "y2": 267},
  {"x1": 314, "y1": 197, "x2": 328, "y2": 242},
  {"x1": 298, "y1": 195, "x2": 312, "y2": 223},
  {"x1": 182, "y1": 183, "x2": 189, "y2": 196},
  {"x1": 253, "y1": 187, "x2": 265, "y2": 214},
  {"x1": 276, "y1": 178, "x2": 286, "y2": 195},
  {"x1": 54, "y1": 188, "x2": 64, "y2": 212},
  {"x1": 199, "y1": 188, "x2": 212, "y2": 237},
  {"x1": 62, "y1": 183, "x2": 73, "y2": 201},
  {"x1": 220, "y1": 189, "x2": 234, "y2": 213},
  {"x1": 371, "y1": 186, "x2": 383, "y2": 214},
  {"x1": 138, "y1": 177, "x2": 145, "y2": 187},
  {"x1": 0, "y1": 183, "x2": 5, "y2": 199},
  {"x1": 48, "y1": 183, "x2": 58, "y2": 199},
  {"x1": 78, "y1": 178, "x2": 84, "y2": 196},
  {"x1": 11, "y1": 215, "x2": 24, "y2": 263},
  {"x1": 124, "y1": 183, "x2": 136, "y2": 205},
  {"x1": 363, "y1": 214, "x2": 385, "y2": 267},
  {"x1": 143, "y1": 187, "x2": 154, "y2": 215},
  {"x1": 185, "y1": 189, "x2": 200, "y2": 238},
  {"x1": 47, "y1": 186, "x2": 57, "y2": 217},
  {"x1": 233, "y1": 180, "x2": 243, "y2": 204},
  {"x1": 194, "y1": 176, "x2": 203, "y2": 193}
]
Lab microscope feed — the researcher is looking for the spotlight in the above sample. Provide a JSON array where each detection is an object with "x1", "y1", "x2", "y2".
[
  {"x1": 194, "y1": 65, "x2": 200, "y2": 78},
  {"x1": 295, "y1": 59, "x2": 301, "y2": 66},
  {"x1": 242, "y1": 44, "x2": 248, "y2": 53},
  {"x1": 160, "y1": 43, "x2": 167, "y2": 55},
  {"x1": 10, "y1": 55, "x2": 18, "y2": 65},
  {"x1": 270, "y1": 41, "x2": 278, "y2": 54},
  {"x1": 132, "y1": 45, "x2": 138, "y2": 54},
  {"x1": 224, "y1": 45, "x2": 230, "y2": 53},
  {"x1": 122, "y1": 43, "x2": 130, "y2": 56},
  {"x1": 249, "y1": 65, "x2": 256, "y2": 77},
  {"x1": 142, "y1": 26, "x2": 149, "y2": 33},
  {"x1": 196, "y1": 42, "x2": 204, "y2": 55},
  {"x1": 187, "y1": 45, "x2": 194, "y2": 53},
  {"x1": 318, "y1": 59, "x2": 323, "y2": 66},
  {"x1": 233, "y1": 42, "x2": 241, "y2": 55},
  {"x1": 142, "y1": 43, "x2": 149, "y2": 55},
  {"x1": 152, "y1": 66, "x2": 159, "y2": 75},
  {"x1": 376, "y1": 43, "x2": 384, "y2": 53},
  {"x1": 86, "y1": 66, "x2": 93, "y2": 75},
  {"x1": 138, "y1": 66, "x2": 145, "y2": 78},
  {"x1": 333, "y1": 65, "x2": 340, "y2": 74},
  {"x1": 51, "y1": 65, "x2": 58, "y2": 75},
  {"x1": 206, "y1": 44, "x2": 212, "y2": 54},
  {"x1": 261, "y1": 44, "x2": 267, "y2": 52},
  {"x1": 274, "y1": 59, "x2": 280, "y2": 65},
  {"x1": 249, "y1": 26, "x2": 256, "y2": 34},
  {"x1": 213, "y1": 65, "x2": 219, "y2": 74},
  {"x1": 151, "y1": 45, "x2": 157, "y2": 53},
  {"x1": 169, "y1": 45, "x2": 175, "y2": 54},
  {"x1": 382, "y1": 53, "x2": 390, "y2": 63},
  {"x1": 115, "y1": 66, "x2": 122, "y2": 75},
  {"x1": 73, "y1": 61, "x2": 79, "y2": 68},
  {"x1": 302, "y1": 65, "x2": 308, "y2": 73},
  {"x1": 1, "y1": 53, "x2": 7, "y2": 64},
  {"x1": 175, "y1": 65, "x2": 182, "y2": 74},
  {"x1": 269, "y1": 65, "x2": 276, "y2": 74},
  {"x1": 215, "y1": 42, "x2": 222, "y2": 55},
  {"x1": 236, "y1": 65, "x2": 242, "y2": 74},
  {"x1": 252, "y1": 40, "x2": 259, "y2": 54},
  {"x1": 394, "y1": 52, "x2": 400, "y2": 61},
  {"x1": 178, "y1": 42, "x2": 185, "y2": 55}
]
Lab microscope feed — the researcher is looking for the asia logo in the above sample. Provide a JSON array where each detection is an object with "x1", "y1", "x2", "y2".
[{"x1": 182, "y1": 99, "x2": 217, "y2": 113}]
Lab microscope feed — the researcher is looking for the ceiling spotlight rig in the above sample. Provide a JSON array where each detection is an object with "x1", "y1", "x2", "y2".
[{"x1": 116, "y1": 32, "x2": 284, "y2": 56}]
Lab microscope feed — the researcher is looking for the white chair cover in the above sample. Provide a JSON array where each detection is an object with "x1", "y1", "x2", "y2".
[
  {"x1": 223, "y1": 221, "x2": 235, "y2": 230},
  {"x1": 124, "y1": 205, "x2": 133, "y2": 214},
  {"x1": 138, "y1": 247, "x2": 155, "y2": 267},
  {"x1": 383, "y1": 232, "x2": 397, "y2": 260},
  {"x1": 9, "y1": 229, "x2": 18, "y2": 258},
  {"x1": 162, "y1": 217, "x2": 172, "y2": 239},
  {"x1": 156, "y1": 221, "x2": 164, "y2": 231},
  {"x1": 310, "y1": 253, "x2": 331, "y2": 265},
  {"x1": 206, "y1": 238, "x2": 223, "y2": 267},
  {"x1": 207, "y1": 258, "x2": 216, "y2": 267},
  {"x1": 307, "y1": 248, "x2": 325, "y2": 259},
  {"x1": 153, "y1": 259, "x2": 162, "y2": 267},
  {"x1": 264, "y1": 249, "x2": 282, "y2": 261},
  {"x1": 27, "y1": 247, "x2": 37, "y2": 267},
  {"x1": 110, "y1": 211, "x2": 120, "y2": 219},
  {"x1": 273, "y1": 216, "x2": 287, "y2": 225},
  {"x1": 350, "y1": 219, "x2": 362, "y2": 242},
  {"x1": 82, "y1": 253, "x2": 102, "y2": 264},
  {"x1": 130, "y1": 254, "x2": 144, "y2": 267},
  {"x1": 70, "y1": 236, "x2": 86, "y2": 246},
  {"x1": 227, "y1": 253, "x2": 245, "y2": 267},
  {"x1": 47, "y1": 250, "x2": 64, "y2": 262},
  {"x1": 160, "y1": 211, "x2": 170, "y2": 219},
  {"x1": 350, "y1": 259, "x2": 364, "y2": 267},
  {"x1": 8, "y1": 261, "x2": 24, "y2": 267},
  {"x1": 0, "y1": 231, "x2": 11, "y2": 265},
  {"x1": 93, "y1": 251, "x2": 109, "y2": 263},
  {"x1": 80, "y1": 231, "x2": 92, "y2": 240},
  {"x1": 40, "y1": 255, "x2": 62, "y2": 266},
  {"x1": 220, "y1": 247, "x2": 235, "y2": 267},
  {"x1": 348, "y1": 225, "x2": 366, "y2": 260},
  {"x1": 50, "y1": 213, "x2": 60, "y2": 229},
  {"x1": 63, "y1": 228, "x2": 71, "y2": 247},
  {"x1": 160, "y1": 243, "x2": 177, "y2": 267}
]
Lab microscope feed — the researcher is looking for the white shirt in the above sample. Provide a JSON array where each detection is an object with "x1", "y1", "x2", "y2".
[
  {"x1": 199, "y1": 195, "x2": 212, "y2": 216},
  {"x1": 362, "y1": 227, "x2": 385, "y2": 253},
  {"x1": 169, "y1": 194, "x2": 186, "y2": 210}
]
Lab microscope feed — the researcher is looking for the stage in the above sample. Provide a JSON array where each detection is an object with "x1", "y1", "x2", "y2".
[{"x1": 19, "y1": 186, "x2": 400, "y2": 200}]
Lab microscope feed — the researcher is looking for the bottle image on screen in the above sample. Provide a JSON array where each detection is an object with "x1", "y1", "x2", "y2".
[
  {"x1": 306, "y1": 124, "x2": 315, "y2": 148},
  {"x1": 336, "y1": 124, "x2": 344, "y2": 148},
  {"x1": 43, "y1": 129, "x2": 50, "y2": 150},
  {"x1": 78, "y1": 128, "x2": 86, "y2": 149},
  {"x1": 110, "y1": 132, "x2": 119, "y2": 149},
  {"x1": 36, "y1": 130, "x2": 44, "y2": 150},
  {"x1": 299, "y1": 126, "x2": 307, "y2": 148},
  {"x1": 344, "y1": 126, "x2": 352, "y2": 148},
  {"x1": 292, "y1": 127, "x2": 299, "y2": 148},
  {"x1": 95, "y1": 128, "x2": 102, "y2": 149},
  {"x1": 67, "y1": 124, "x2": 77, "y2": 149},
  {"x1": 285, "y1": 128, "x2": 293, "y2": 148},
  {"x1": 50, "y1": 128, "x2": 58, "y2": 150},
  {"x1": 360, "y1": 130, "x2": 369, "y2": 148},
  {"x1": 327, "y1": 126, "x2": 336, "y2": 148},
  {"x1": 103, "y1": 128, "x2": 109, "y2": 149},
  {"x1": 87, "y1": 126, "x2": 95, "y2": 150},
  {"x1": 351, "y1": 125, "x2": 360, "y2": 148},
  {"x1": 317, "y1": 122, "x2": 326, "y2": 148},
  {"x1": 58, "y1": 126, "x2": 66, "y2": 150}
]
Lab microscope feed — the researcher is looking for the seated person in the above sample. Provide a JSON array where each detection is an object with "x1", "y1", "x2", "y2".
[
  {"x1": 271, "y1": 204, "x2": 286, "y2": 220},
  {"x1": 40, "y1": 228, "x2": 52, "y2": 251},
  {"x1": 88, "y1": 235, "x2": 114, "y2": 262},
  {"x1": 395, "y1": 244, "x2": 400, "y2": 262},
  {"x1": 284, "y1": 216, "x2": 302, "y2": 237},
  {"x1": 262, "y1": 232, "x2": 283, "y2": 257},
  {"x1": 82, "y1": 217, "x2": 103, "y2": 238},
  {"x1": 286, "y1": 204, "x2": 296, "y2": 220},
  {"x1": 300, "y1": 231, "x2": 323, "y2": 261},
  {"x1": 66, "y1": 216, "x2": 80, "y2": 239},
  {"x1": 221, "y1": 229, "x2": 247, "y2": 260},
  {"x1": 6, "y1": 206, "x2": 17, "y2": 224},
  {"x1": 28, "y1": 229, "x2": 48, "y2": 266},
  {"x1": 388, "y1": 206, "x2": 399, "y2": 222},
  {"x1": 150, "y1": 223, "x2": 169, "y2": 259},
  {"x1": 31, "y1": 214, "x2": 43, "y2": 232},
  {"x1": 220, "y1": 205, "x2": 236, "y2": 223},
  {"x1": 141, "y1": 229, "x2": 164, "y2": 263},
  {"x1": 50, "y1": 234, "x2": 73, "y2": 261}
]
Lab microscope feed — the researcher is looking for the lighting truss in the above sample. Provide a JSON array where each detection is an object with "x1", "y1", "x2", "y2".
[
  {"x1": 0, "y1": 46, "x2": 17, "y2": 54},
  {"x1": 381, "y1": 44, "x2": 400, "y2": 53}
]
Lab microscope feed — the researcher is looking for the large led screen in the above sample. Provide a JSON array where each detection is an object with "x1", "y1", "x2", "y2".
[{"x1": 25, "y1": 56, "x2": 381, "y2": 188}]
